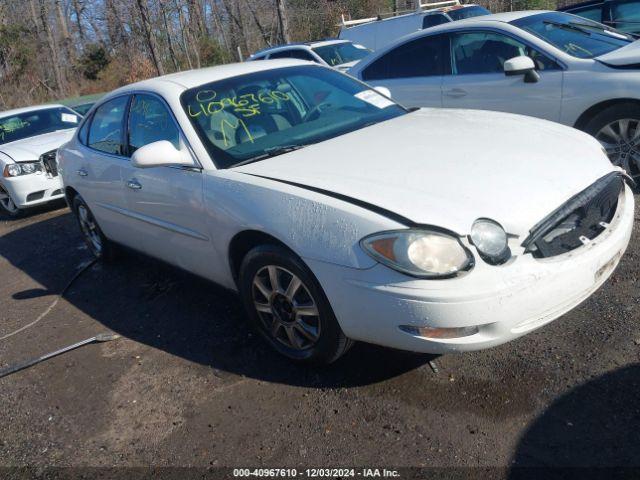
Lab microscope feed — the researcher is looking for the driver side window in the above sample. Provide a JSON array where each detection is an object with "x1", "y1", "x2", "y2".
[
  {"x1": 127, "y1": 94, "x2": 180, "y2": 155},
  {"x1": 88, "y1": 96, "x2": 129, "y2": 155},
  {"x1": 451, "y1": 31, "x2": 559, "y2": 75}
]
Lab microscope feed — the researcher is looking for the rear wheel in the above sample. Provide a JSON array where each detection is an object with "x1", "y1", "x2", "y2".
[
  {"x1": 238, "y1": 244, "x2": 353, "y2": 364},
  {"x1": 584, "y1": 104, "x2": 640, "y2": 176},
  {"x1": 72, "y1": 195, "x2": 117, "y2": 261},
  {"x1": 0, "y1": 187, "x2": 23, "y2": 218}
]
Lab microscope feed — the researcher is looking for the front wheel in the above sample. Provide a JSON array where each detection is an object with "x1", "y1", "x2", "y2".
[
  {"x1": 0, "y1": 187, "x2": 23, "y2": 218},
  {"x1": 238, "y1": 244, "x2": 353, "y2": 364},
  {"x1": 584, "y1": 104, "x2": 640, "y2": 176}
]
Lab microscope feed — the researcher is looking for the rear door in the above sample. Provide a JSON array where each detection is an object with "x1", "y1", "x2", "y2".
[
  {"x1": 74, "y1": 95, "x2": 131, "y2": 243},
  {"x1": 119, "y1": 93, "x2": 210, "y2": 276},
  {"x1": 441, "y1": 30, "x2": 564, "y2": 121},
  {"x1": 360, "y1": 33, "x2": 450, "y2": 107}
]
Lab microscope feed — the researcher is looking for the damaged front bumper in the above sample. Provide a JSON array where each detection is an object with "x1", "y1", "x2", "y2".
[{"x1": 305, "y1": 184, "x2": 635, "y2": 354}]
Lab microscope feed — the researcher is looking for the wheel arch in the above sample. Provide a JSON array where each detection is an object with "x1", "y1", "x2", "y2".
[
  {"x1": 64, "y1": 186, "x2": 80, "y2": 209},
  {"x1": 228, "y1": 229, "x2": 298, "y2": 284},
  {"x1": 574, "y1": 98, "x2": 640, "y2": 131}
]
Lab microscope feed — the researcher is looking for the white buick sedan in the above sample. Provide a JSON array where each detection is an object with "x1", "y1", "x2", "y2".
[{"x1": 58, "y1": 61, "x2": 634, "y2": 363}]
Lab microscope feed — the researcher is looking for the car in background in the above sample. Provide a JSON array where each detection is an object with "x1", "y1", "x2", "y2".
[
  {"x1": 0, "y1": 105, "x2": 80, "y2": 216},
  {"x1": 59, "y1": 93, "x2": 104, "y2": 116},
  {"x1": 349, "y1": 11, "x2": 640, "y2": 175},
  {"x1": 558, "y1": 0, "x2": 640, "y2": 35},
  {"x1": 339, "y1": 0, "x2": 490, "y2": 50},
  {"x1": 59, "y1": 60, "x2": 633, "y2": 364},
  {"x1": 248, "y1": 39, "x2": 372, "y2": 72}
]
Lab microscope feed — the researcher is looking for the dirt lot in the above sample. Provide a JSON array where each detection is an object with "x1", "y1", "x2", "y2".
[{"x1": 0, "y1": 199, "x2": 639, "y2": 476}]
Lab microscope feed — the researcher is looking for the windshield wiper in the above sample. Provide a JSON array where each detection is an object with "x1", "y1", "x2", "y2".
[
  {"x1": 232, "y1": 144, "x2": 309, "y2": 167},
  {"x1": 543, "y1": 20, "x2": 593, "y2": 36}
]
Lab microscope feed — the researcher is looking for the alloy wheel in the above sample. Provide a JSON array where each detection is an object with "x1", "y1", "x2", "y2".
[
  {"x1": 252, "y1": 265, "x2": 321, "y2": 351},
  {"x1": 0, "y1": 188, "x2": 18, "y2": 214},
  {"x1": 596, "y1": 118, "x2": 640, "y2": 174},
  {"x1": 77, "y1": 204, "x2": 103, "y2": 256}
]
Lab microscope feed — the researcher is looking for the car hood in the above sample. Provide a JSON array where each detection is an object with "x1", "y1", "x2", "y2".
[
  {"x1": 234, "y1": 109, "x2": 616, "y2": 237},
  {"x1": 597, "y1": 39, "x2": 640, "y2": 66},
  {"x1": 0, "y1": 129, "x2": 75, "y2": 162}
]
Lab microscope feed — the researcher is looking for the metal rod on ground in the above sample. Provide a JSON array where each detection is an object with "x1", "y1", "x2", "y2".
[{"x1": 0, "y1": 333, "x2": 120, "y2": 379}]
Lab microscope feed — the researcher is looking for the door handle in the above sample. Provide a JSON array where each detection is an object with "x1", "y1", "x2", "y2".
[
  {"x1": 76, "y1": 169, "x2": 88, "y2": 177},
  {"x1": 445, "y1": 88, "x2": 467, "y2": 98},
  {"x1": 127, "y1": 179, "x2": 142, "y2": 190}
]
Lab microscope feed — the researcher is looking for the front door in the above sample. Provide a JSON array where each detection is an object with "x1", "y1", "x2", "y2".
[
  {"x1": 441, "y1": 31, "x2": 564, "y2": 122},
  {"x1": 119, "y1": 94, "x2": 210, "y2": 277}
]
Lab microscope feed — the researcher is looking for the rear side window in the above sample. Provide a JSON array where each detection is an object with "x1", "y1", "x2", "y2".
[
  {"x1": 88, "y1": 96, "x2": 129, "y2": 155},
  {"x1": 423, "y1": 14, "x2": 449, "y2": 29},
  {"x1": 362, "y1": 34, "x2": 450, "y2": 81},
  {"x1": 127, "y1": 94, "x2": 180, "y2": 155},
  {"x1": 611, "y1": 0, "x2": 640, "y2": 32},
  {"x1": 78, "y1": 118, "x2": 90, "y2": 145},
  {"x1": 565, "y1": 3, "x2": 602, "y2": 22},
  {"x1": 565, "y1": 3, "x2": 604, "y2": 22},
  {"x1": 270, "y1": 49, "x2": 316, "y2": 61}
]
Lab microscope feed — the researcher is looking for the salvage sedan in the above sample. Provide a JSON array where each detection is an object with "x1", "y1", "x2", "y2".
[
  {"x1": 58, "y1": 60, "x2": 634, "y2": 364},
  {"x1": 0, "y1": 105, "x2": 80, "y2": 216}
]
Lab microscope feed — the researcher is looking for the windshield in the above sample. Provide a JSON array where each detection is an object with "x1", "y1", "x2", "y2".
[
  {"x1": 0, "y1": 107, "x2": 80, "y2": 145},
  {"x1": 312, "y1": 42, "x2": 372, "y2": 66},
  {"x1": 512, "y1": 12, "x2": 633, "y2": 58},
  {"x1": 447, "y1": 5, "x2": 491, "y2": 21},
  {"x1": 181, "y1": 65, "x2": 406, "y2": 168}
]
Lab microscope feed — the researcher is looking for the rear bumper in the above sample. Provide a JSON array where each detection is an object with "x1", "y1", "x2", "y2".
[
  {"x1": 1, "y1": 173, "x2": 64, "y2": 208},
  {"x1": 306, "y1": 185, "x2": 634, "y2": 354}
]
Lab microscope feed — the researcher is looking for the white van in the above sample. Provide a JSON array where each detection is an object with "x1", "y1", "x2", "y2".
[{"x1": 338, "y1": 0, "x2": 490, "y2": 50}]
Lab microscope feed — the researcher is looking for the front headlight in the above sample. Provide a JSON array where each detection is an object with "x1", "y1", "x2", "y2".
[
  {"x1": 360, "y1": 229, "x2": 474, "y2": 278},
  {"x1": 469, "y1": 219, "x2": 510, "y2": 264},
  {"x1": 3, "y1": 162, "x2": 43, "y2": 177}
]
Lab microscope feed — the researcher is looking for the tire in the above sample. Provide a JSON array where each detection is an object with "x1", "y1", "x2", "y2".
[
  {"x1": 0, "y1": 187, "x2": 23, "y2": 218},
  {"x1": 238, "y1": 244, "x2": 353, "y2": 364},
  {"x1": 583, "y1": 103, "x2": 640, "y2": 176},
  {"x1": 72, "y1": 195, "x2": 117, "y2": 261}
]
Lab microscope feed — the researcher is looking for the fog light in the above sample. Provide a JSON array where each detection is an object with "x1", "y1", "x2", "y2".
[{"x1": 399, "y1": 325, "x2": 479, "y2": 339}]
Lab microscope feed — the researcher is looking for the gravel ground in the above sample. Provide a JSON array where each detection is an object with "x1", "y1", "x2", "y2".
[{"x1": 0, "y1": 198, "x2": 638, "y2": 477}]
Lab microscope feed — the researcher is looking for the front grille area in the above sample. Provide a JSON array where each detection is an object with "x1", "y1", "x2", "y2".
[
  {"x1": 40, "y1": 149, "x2": 58, "y2": 177},
  {"x1": 522, "y1": 173, "x2": 624, "y2": 258}
]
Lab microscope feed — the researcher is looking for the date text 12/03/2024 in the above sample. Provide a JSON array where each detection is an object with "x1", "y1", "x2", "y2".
[{"x1": 232, "y1": 468, "x2": 401, "y2": 477}]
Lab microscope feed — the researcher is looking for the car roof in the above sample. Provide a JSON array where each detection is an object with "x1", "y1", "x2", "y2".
[
  {"x1": 394, "y1": 10, "x2": 552, "y2": 35},
  {"x1": 251, "y1": 39, "x2": 348, "y2": 57},
  {"x1": 107, "y1": 59, "x2": 316, "y2": 96},
  {"x1": 0, "y1": 104, "x2": 67, "y2": 119},
  {"x1": 425, "y1": 3, "x2": 484, "y2": 14},
  {"x1": 557, "y1": 0, "x2": 600, "y2": 10}
]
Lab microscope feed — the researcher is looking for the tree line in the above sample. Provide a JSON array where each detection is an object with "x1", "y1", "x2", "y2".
[{"x1": 0, "y1": 0, "x2": 566, "y2": 110}]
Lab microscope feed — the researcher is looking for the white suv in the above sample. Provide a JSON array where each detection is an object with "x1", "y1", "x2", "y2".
[
  {"x1": 0, "y1": 105, "x2": 80, "y2": 216},
  {"x1": 248, "y1": 39, "x2": 371, "y2": 72},
  {"x1": 349, "y1": 11, "x2": 640, "y2": 175}
]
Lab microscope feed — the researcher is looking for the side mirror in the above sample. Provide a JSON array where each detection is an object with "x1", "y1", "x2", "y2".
[
  {"x1": 504, "y1": 56, "x2": 540, "y2": 84},
  {"x1": 130, "y1": 140, "x2": 194, "y2": 169},
  {"x1": 373, "y1": 86, "x2": 392, "y2": 98}
]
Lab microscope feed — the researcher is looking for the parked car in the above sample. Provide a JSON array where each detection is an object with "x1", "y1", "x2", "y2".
[
  {"x1": 0, "y1": 105, "x2": 81, "y2": 216},
  {"x1": 348, "y1": 10, "x2": 640, "y2": 175},
  {"x1": 558, "y1": 0, "x2": 640, "y2": 35},
  {"x1": 248, "y1": 39, "x2": 372, "y2": 72},
  {"x1": 60, "y1": 93, "x2": 104, "y2": 116},
  {"x1": 339, "y1": 0, "x2": 490, "y2": 50},
  {"x1": 59, "y1": 60, "x2": 634, "y2": 364}
]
